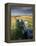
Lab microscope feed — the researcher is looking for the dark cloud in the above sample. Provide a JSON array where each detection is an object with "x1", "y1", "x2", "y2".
[{"x1": 11, "y1": 7, "x2": 32, "y2": 16}]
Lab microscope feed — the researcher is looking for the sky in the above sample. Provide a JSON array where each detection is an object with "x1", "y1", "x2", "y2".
[{"x1": 11, "y1": 7, "x2": 32, "y2": 16}]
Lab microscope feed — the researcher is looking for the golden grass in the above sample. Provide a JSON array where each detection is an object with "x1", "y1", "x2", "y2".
[{"x1": 11, "y1": 15, "x2": 32, "y2": 29}]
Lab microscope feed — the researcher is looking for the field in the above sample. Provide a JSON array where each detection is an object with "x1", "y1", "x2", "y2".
[
  {"x1": 10, "y1": 15, "x2": 33, "y2": 40},
  {"x1": 11, "y1": 15, "x2": 33, "y2": 30}
]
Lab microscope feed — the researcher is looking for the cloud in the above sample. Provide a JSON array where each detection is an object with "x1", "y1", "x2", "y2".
[{"x1": 11, "y1": 7, "x2": 32, "y2": 16}]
